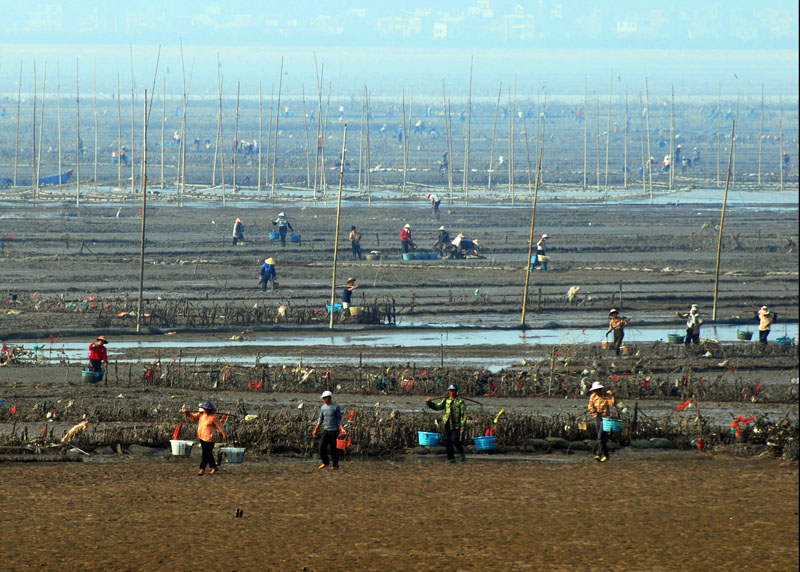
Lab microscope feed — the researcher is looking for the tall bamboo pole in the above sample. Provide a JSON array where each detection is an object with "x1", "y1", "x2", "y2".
[
  {"x1": 117, "y1": 73, "x2": 122, "y2": 189},
  {"x1": 265, "y1": 83, "x2": 273, "y2": 194},
  {"x1": 93, "y1": 59, "x2": 98, "y2": 184},
  {"x1": 321, "y1": 82, "x2": 332, "y2": 196},
  {"x1": 463, "y1": 56, "x2": 473, "y2": 204},
  {"x1": 136, "y1": 89, "x2": 149, "y2": 334},
  {"x1": 644, "y1": 78, "x2": 653, "y2": 203},
  {"x1": 758, "y1": 84, "x2": 764, "y2": 185},
  {"x1": 75, "y1": 60, "x2": 80, "y2": 201},
  {"x1": 511, "y1": 77, "x2": 517, "y2": 206},
  {"x1": 329, "y1": 124, "x2": 348, "y2": 329},
  {"x1": 258, "y1": 82, "x2": 263, "y2": 191},
  {"x1": 447, "y1": 99, "x2": 454, "y2": 200},
  {"x1": 178, "y1": 41, "x2": 187, "y2": 202},
  {"x1": 604, "y1": 69, "x2": 612, "y2": 194},
  {"x1": 271, "y1": 56, "x2": 284, "y2": 200},
  {"x1": 57, "y1": 63, "x2": 63, "y2": 188},
  {"x1": 521, "y1": 146, "x2": 544, "y2": 327},
  {"x1": 36, "y1": 62, "x2": 46, "y2": 202},
  {"x1": 507, "y1": 87, "x2": 513, "y2": 203},
  {"x1": 233, "y1": 81, "x2": 240, "y2": 191},
  {"x1": 712, "y1": 120, "x2": 735, "y2": 321},
  {"x1": 211, "y1": 55, "x2": 221, "y2": 193},
  {"x1": 778, "y1": 95, "x2": 783, "y2": 191},
  {"x1": 365, "y1": 87, "x2": 372, "y2": 206},
  {"x1": 13, "y1": 61, "x2": 22, "y2": 186},
  {"x1": 130, "y1": 46, "x2": 135, "y2": 194},
  {"x1": 406, "y1": 90, "x2": 414, "y2": 194},
  {"x1": 302, "y1": 84, "x2": 311, "y2": 189},
  {"x1": 623, "y1": 87, "x2": 629, "y2": 189},
  {"x1": 638, "y1": 90, "x2": 647, "y2": 196},
  {"x1": 358, "y1": 86, "x2": 364, "y2": 191},
  {"x1": 313, "y1": 56, "x2": 323, "y2": 201},
  {"x1": 583, "y1": 78, "x2": 587, "y2": 190},
  {"x1": 487, "y1": 81, "x2": 502, "y2": 191},
  {"x1": 731, "y1": 91, "x2": 740, "y2": 190},
  {"x1": 180, "y1": 59, "x2": 194, "y2": 201},
  {"x1": 442, "y1": 80, "x2": 453, "y2": 199}
]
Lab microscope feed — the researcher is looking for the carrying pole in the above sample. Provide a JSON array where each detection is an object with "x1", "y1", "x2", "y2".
[{"x1": 521, "y1": 146, "x2": 544, "y2": 327}]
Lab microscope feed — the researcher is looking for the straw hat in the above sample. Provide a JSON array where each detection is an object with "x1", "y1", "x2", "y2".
[
  {"x1": 265, "y1": 257, "x2": 275, "y2": 265},
  {"x1": 278, "y1": 212, "x2": 286, "y2": 217},
  {"x1": 541, "y1": 234, "x2": 549, "y2": 239},
  {"x1": 690, "y1": 304, "x2": 698, "y2": 312},
  {"x1": 199, "y1": 401, "x2": 216, "y2": 411},
  {"x1": 447, "y1": 384, "x2": 458, "y2": 391},
  {"x1": 96, "y1": 335, "x2": 108, "y2": 343},
  {"x1": 321, "y1": 391, "x2": 333, "y2": 398},
  {"x1": 609, "y1": 308, "x2": 618, "y2": 315},
  {"x1": 439, "y1": 226, "x2": 446, "y2": 231},
  {"x1": 589, "y1": 381, "x2": 605, "y2": 392},
  {"x1": 347, "y1": 277, "x2": 356, "y2": 283},
  {"x1": 404, "y1": 223, "x2": 411, "y2": 229}
]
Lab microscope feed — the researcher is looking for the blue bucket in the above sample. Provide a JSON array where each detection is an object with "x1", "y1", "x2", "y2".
[
  {"x1": 326, "y1": 303, "x2": 343, "y2": 312},
  {"x1": 82, "y1": 370, "x2": 103, "y2": 384},
  {"x1": 290, "y1": 233, "x2": 301, "y2": 243},
  {"x1": 473, "y1": 436, "x2": 496, "y2": 451},
  {"x1": 269, "y1": 231, "x2": 280, "y2": 240},
  {"x1": 402, "y1": 253, "x2": 412, "y2": 261},
  {"x1": 418, "y1": 431, "x2": 441, "y2": 446},
  {"x1": 776, "y1": 336, "x2": 793, "y2": 346},
  {"x1": 602, "y1": 417, "x2": 623, "y2": 433}
]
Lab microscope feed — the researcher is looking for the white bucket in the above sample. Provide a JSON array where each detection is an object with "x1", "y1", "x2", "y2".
[
  {"x1": 170, "y1": 439, "x2": 194, "y2": 457},
  {"x1": 221, "y1": 447, "x2": 246, "y2": 464}
]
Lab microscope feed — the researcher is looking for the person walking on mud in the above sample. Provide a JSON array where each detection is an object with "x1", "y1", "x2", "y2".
[
  {"x1": 676, "y1": 304, "x2": 703, "y2": 346},
  {"x1": 757, "y1": 306, "x2": 775, "y2": 345},
  {"x1": 232, "y1": 217, "x2": 245, "y2": 245},
  {"x1": 426, "y1": 384, "x2": 467, "y2": 463},
  {"x1": 349, "y1": 225, "x2": 362, "y2": 260},
  {"x1": 88, "y1": 335, "x2": 109, "y2": 374},
  {"x1": 606, "y1": 309, "x2": 628, "y2": 356},
  {"x1": 259, "y1": 258, "x2": 277, "y2": 291},
  {"x1": 182, "y1": 401, "x2": 227, "y2": 476},
  {"x1": 342, "y1": 277, "x2": 359, "y2": 315},
  {"x1": 588, "y1": 381, "x2": 616, "y2": 462},
  {"x1": 530, "y1": 234, "x2": 549, "y2": 272},
  {"x1": 400, "y1": 224, "x2": 414, "y2": 253},
  {"x1": 272, "y1": 212, "x2": 294, "y2": 247},
  {"x1": 426, "y1": 193, "x2": 442, "y2": 218},
  {"x1": 312, "y1": 391, "x2": 346, "y2": 470}
]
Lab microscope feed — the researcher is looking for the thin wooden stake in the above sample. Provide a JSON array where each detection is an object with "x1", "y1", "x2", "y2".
[
  {"x1": 487, "y1": 81, "x2": 502, "y2": 192},
  {"x1": 271, "y1": 56, "x2": 284, "y2": 200},
  {"x1": 329, "y1": 124, "x2": 348, "y2": 329},
  {"x1": 712, "y1": 120, "x2": 735, "y2": 321}
]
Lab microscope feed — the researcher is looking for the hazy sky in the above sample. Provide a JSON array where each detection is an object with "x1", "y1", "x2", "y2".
[{"x1": 1, "y1": 1, "x2": 797, "y2": 100}]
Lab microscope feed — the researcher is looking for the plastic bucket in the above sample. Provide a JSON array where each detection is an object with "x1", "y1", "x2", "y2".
[
  {"x1": 602, "y1": 418, "x2": 624, "y2": 433},
  {"x1": 736, "y1": 330, "x2": 753, "y2": 341},
  {"x1": 269, "y1": 231, "x2": 280, "y2": 240},
  {"x1": 349, "y1": 306, "x2": 364, "y2": 316},
  {"x1": 776, "y1": 336, "x2": 792, "y2": 346},
  {"x1": 418, "y1": 431, "x2": 441, "y2": 446},
  {"x1": 326, "y1": 303, "x2": 343, "y2": 312},
  {"x1": 336, "y1": 434, "x2": 351, "y2": 451},
  {"x1": 402, "y1": 253, "x2": 412, "y2": 261},
  {"x1": 290, "y1": 233, "x2": 301, "y2": 243},
  {"x1": 365, "y1": 254, "x2": 376, "y2": 261},
  {"x1": 667, "y1": 333, "x2": 684, "y2": 344},
  {"x1": 221, "y1": 447, "x2": 246, "y2": 464},
  {"x1": 473, "y1": 436, "x2": 496, "y2": 451},
  {"x1": 169, "y1": 440, "x2": 194, "y2": 457},
  {"x1": 82, "y1": 370, "x2": 103, "y2": 384}
]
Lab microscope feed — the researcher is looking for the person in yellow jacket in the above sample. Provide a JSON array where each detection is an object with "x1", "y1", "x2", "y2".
[
  {"x1": 182, "y1": 401, "x2": 227, "y2": 476},
  {"x1": 588, "y1": 381, "x2": 616, "y2": 462},
  {"x1": 426, "y1": 384, "x2": 467, "y2": 463}
]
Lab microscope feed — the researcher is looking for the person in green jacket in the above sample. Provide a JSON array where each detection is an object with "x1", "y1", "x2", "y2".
[{"x1": 426, "y1": 384, "x2": 467, "y2": 463}]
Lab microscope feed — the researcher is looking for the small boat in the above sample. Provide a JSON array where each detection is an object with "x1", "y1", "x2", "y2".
[{"x1": 0, "y1": 169, "x2": 74, "y2": 187}]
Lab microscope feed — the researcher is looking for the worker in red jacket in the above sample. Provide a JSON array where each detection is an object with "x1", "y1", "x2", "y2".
[
  {"x1": 400, "y1": 224, "x2": 414, "y2": 253},
  {"x1": 88, "y1": 336, "x2": 108, "y2": 373}
]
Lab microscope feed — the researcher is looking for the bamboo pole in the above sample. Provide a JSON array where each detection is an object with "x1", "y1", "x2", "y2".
[
  {"x1": 136, "y1": 89, "x2": 149, "y2": 334},
  {"x1": 507, "y1": 87, "x2": 513, "y2": 203},
  {"x1": 303, "y1": 83, "x2": 312, "y2": 190},
  {"x1": 401, "y1": 88, "x2": 408, "y2": 196},
  {"x1": 32, "y1": 61, "x2": 37, "y2": 206},
  {"x1": 211, "y1": 55, "x2": 221, "y2": 192},
  {"x1": 130, "y1": 46, "x2": 135, "y2": 194},
  {"x1": 638, "y1": 90, "x2": 647, "y2": 196},
  {"x1": 758, "y1": 83, "x2": 764, "y2": 186},
  {"x1": 442, "y1": 79, "x2": 452, "y2": 199},
  {"x1": 623, "y1": 87, "x2": 629, "y2": 189},
  {"x1": 522, "y1": 114, "x2": 533, "y2": 203},
  {"x1": 271, "y1": 56, "x2": 284, "y2": 200},
  {"x1": 117, "y1": 73, "x2": 122, "y2": 189},
  {"x1": 13, "y1": 61, "x2": 21, "y2": 187},
  {"x1": 365, "y1": 87, "x2": 372, "y2": 206},
  {"x1": 644, "y1": 78, "x2": 653, "y2": 203},
  {"x1": 57, "y1": 63, "x2": 63, "y2": 189},
  {"x1": 712, "y1": 120, "x2": 735, "y2": 321},
  {"x1": 258, "y1": 81, "x2": 263, "y2": 191},
  {"x1": 583, "y1": 78, "x2": 587, "y2": 190},
  {"x1": 604, "y1": 69, "x2": 612, "y2": 194},
  {"x1": 329, "y1": 124, "x2": 348, "y2": 329},
  {"x1": 313, "y1": 55, "x2": 323, "y2": 202},
  {"x1": 178, "y1": 42, "x2": 187, "y2": 202},
  {"x1": 180, "y1": 59, "x2": 194, "y2": 202},
  {"x1": 233, "y1": 81, "x2": 239, "y2": 191},
  {"x1": 487, "y1": 81, "x2": 502, "y2": 191},
  {"x1": 161, "y1": 76, "x2": 165, "y2": 190},
  {"x1": 358, "y1": 86, "x2": 364, "y2": 191},
  {"x1": 511, "y1": 77, "x2": 517, "y2": 206},
  {"x1": 463, "y1": 56, "x2": 473, "y2": 204},
  {"x1": 731, "y1": 91, "x2": 740, "y2": 191},
  {"x1": 265, "y1": 83, "x2": 273, "y2": 194},
  {"x1": 521, "y1": 146, "x2": 544, "y2": 327},
  {"x1": 778, "y1": 95, "x2": 783, "y2": 191},
  {"x1": 93, "y1": 59, "x2": 98, "y2": 185},
  {"x1": 37, "y1": 62, "x2": 46, "y2": 203},
  {"x1": 447, "y1": 99, "x2": 454, "y2": 200},
  {"x1": 321, "y1": 81, "x2": 331, "y2": 196}
]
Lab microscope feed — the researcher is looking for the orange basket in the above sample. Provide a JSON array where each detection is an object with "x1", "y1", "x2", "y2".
[{"x1": 336, "y1": 434, "x2": 351, "y2": 451}]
